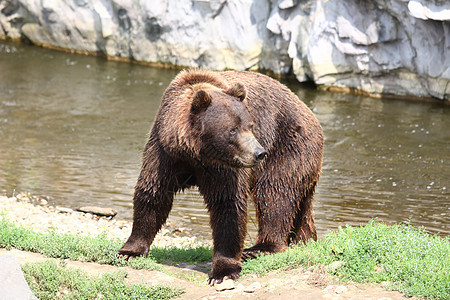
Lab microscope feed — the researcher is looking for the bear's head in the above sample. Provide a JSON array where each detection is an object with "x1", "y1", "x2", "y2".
[{"x1": 190, "y1": 83, "x2": 267, "y2": 168}]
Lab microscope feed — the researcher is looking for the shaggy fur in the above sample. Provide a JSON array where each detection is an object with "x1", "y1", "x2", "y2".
[{"x1": 118, "y1": 69, "x2": 324, "y2": 284}]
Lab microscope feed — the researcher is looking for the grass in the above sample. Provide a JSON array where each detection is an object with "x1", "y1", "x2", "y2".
[
  {"x1": 150, "y1": 246, "x2": 212, "y2": 265},
  {"x1": 242, "y1": 220, "x2": 449, "y2": 300},
  {"x1": 22, "y1": 260, "x2": 183, "y2": 300},
  {"x1": 1, "y1": 217, "x2": 448, "y2": 299},
  {"x1": 0, "y1": 218, "x2": 161, "y2": 270},
  {"x1": 0, "y1": 218, "x2": 212, "y2": 268}
]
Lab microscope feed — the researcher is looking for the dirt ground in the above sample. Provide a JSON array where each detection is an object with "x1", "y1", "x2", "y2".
[{"x1": 1, "y1": 248, "x2": 417, "y2": 300}]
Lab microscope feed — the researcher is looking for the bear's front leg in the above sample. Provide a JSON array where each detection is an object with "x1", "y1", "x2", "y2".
[
  {"x1": 118, "y1": 140, "x2": 177, "y2": 260},
  {"x1": 118, "y1": 186, "x2": 174, "y2": 260},
  {"x1": 204, "y1": 187, "x2": 248, "y2": 285}
]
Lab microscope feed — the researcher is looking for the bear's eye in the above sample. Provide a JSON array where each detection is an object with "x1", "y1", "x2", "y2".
[{"x1": 229, "y1": 128, "x2": 238, "y2": 136}]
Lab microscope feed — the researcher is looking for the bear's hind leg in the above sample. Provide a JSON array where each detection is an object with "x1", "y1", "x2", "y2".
[
  {"x1": 242, "y1": 181, "x2": 295, "y2": 260},
  {"x1": 288, "y1": 189, "x2": 317, "y2": 245}
]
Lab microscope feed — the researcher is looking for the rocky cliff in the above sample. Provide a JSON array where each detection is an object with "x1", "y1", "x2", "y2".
[{"x1": 1, "y1": 0, "x2": 449, "y2": 99}]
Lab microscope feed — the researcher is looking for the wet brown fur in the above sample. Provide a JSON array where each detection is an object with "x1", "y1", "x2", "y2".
[{"x1": 118, "y1": 69, "x2": 324, "y2": 284}]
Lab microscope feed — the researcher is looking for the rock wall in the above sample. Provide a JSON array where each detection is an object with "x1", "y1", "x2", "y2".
[{"x1": 1, "y1": 0, "x2": 449, "y2": 99}]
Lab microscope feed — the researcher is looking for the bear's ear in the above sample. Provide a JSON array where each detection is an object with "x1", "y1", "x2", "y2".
[
  {"x1": 191, "y1": 90, "x2": 212, "y2": 114},
  {"x1": 225, "y1": 83, "x2": 246, "y2": 102}
]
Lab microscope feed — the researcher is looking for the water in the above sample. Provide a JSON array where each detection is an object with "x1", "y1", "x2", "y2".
[{"x1": 1, "y1": 41, "x2": 448, "y2": 240}]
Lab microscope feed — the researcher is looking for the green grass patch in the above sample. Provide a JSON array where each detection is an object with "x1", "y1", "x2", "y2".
[
  {"x1": 0, "y1": 218, "x2": 161, "y2": 270},
  {"x1": 2, "y1": 217, "x2": 449, "y2": 299},
  {"x1": 0, "y1": 218, "x2": 212, "y2": 269},
  {"x1": 150, "y1": 246, "x2": 212, "y2": 264},
  {"x1": 22, "y1": 260, "x2": 183, "y2": 300},
  {"x1": 242, "y1": 220, "x2": 449, "y2": 299}
]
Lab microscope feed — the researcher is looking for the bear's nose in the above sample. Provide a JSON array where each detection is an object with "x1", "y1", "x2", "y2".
[{"x1": 254, "y1": 148, "x2": 267, "y2": 162}]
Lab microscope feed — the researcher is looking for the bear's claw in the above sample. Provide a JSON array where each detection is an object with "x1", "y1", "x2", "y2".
[
  {"x1": 117, "y1": 250, "x2": 135, "y2": 261},
  {"x1": 117, "y1": 245, "x2": 149, "y2": 261},
  {"x1": 117, "y1": 253, "x2": 132, "y2": 261},
  {"x1": 242, "y1": 242, "x2": 286, "y2": 261},
  {"x1": 117, "y1": 238, "x2": 150, "y2": 260},
  {"x1": 208, "y1": 276, "x2": 228, "y2": 286},
  {"x1": 208, "y1": 274, "x2": 239, "y2": 286},
  {"x1": 241, "y1": 249, "x2": 266, "y2": 261}
]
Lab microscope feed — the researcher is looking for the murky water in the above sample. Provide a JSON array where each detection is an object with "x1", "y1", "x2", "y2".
[{"x1": 1, "y1": 41, "x2": 448, "y2": 240}]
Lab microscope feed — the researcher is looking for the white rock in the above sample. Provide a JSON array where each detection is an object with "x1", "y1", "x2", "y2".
[
  {"x1": 0, "y1": 256, "x2": 37, "y2": 300},
  {"x1": 214, "y1": 279, "x2": 235, "y2": 291},
  {"x1": 266, "y1": 0, "x2": 450, "y2": 99},
  {"x1": 0, "y1": 0, "x2": 448, "y2": 99},
  {"x1": 77, "y1": 206, "x2": 117, "y2": 217},
  {"x1": 56, "y1": 206, "x2": 73, "y2": 214},
  {"x1": 243, "y1": 281, "x2": 262, "y2": 293},
  {"x1": 408, "y1": 1, "x2": 450, "y2": 21},
  {"x1": 334, "y1": 285, "x2": 347, "y2": 294}
]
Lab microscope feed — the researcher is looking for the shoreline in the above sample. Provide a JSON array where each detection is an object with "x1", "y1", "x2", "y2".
[
  {"x1": 1, "y1": 193, "x2": 446, "y2": 299},
  {"x1": 0, "y1": 192, "x2": 210, "y2": 249}
]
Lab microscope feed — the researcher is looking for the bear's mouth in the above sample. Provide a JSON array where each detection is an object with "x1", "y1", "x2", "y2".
[
  {"x1": 199, "y1": 144, "x2": 264, "y2": 168},
  {"x1": 232, "y1": 156, "x2": 261, "y2": 168}
]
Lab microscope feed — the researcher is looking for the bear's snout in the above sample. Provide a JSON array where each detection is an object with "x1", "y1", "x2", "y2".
[
  {"x1": 254, "y1": 147, "x2": 267, "y2": 162},
  {"x1": 235, "y1": 132, "x2": 267, "y2": 167}
]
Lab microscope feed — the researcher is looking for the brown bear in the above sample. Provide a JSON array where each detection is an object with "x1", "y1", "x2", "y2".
[{"x1": 118, "y1": 69, "x2": 324, "y2": 285}]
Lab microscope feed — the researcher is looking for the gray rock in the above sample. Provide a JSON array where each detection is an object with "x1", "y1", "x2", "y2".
[
  {"x1": 56, "y1": 206, "x2": 74, "y2": 214},
  {"x1": 215, "y1": 278, "x2": 235, "y2": 291},
  {"x1": 0, "y1": 255, "x2": 37, "y2": 300},
  {"x1": 77, "y1": 206, "x2": 117, "y2": 217},
  {"x1": 270, "y1": 0, "x2": 450, "y2": 99},
  {"x1": 0, "y1": 0, "x2": 448, "y2": 99}
]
